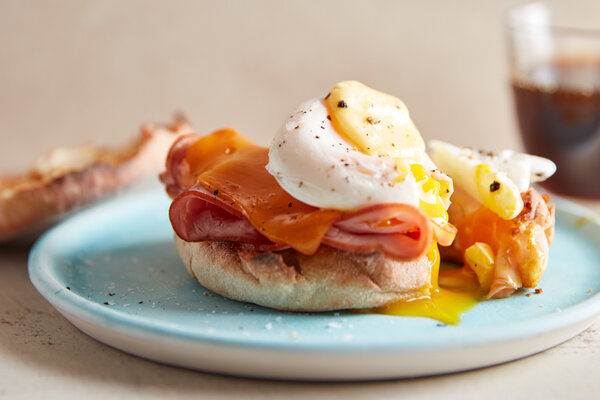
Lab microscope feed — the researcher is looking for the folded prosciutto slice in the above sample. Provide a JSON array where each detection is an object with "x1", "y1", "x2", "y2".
[
  {"x1": 443, "y1": 187, "x2": 555, "y2": 299},
  {"x1": 160, "y1": 129, "x2": 433, "y2": 261}
]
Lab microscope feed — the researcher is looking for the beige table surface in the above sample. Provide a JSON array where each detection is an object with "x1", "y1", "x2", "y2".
[{"x1": 1, "y1": 1, "x2": 599, "y2": 399}]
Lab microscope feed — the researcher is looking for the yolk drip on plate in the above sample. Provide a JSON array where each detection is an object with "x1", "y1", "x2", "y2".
[
  {"x1": 326, "y1": 81, "x2": 482, "y2": 324},
  {"x1": 370, "y1": 244, "x2": 483, "y2": 325}
]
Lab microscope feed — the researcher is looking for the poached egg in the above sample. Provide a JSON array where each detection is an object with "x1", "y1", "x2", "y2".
[
  {"x1": 266, "y1": 81, "x2": 453, "y2": 242},
  {"x1": 428, "y1": 140, "x2": 556, "y2": 220}
]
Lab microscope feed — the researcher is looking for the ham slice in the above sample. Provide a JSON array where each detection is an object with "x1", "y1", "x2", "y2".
[
  {"x1": 324, "y1": 204, "x2": 432, "y2": 260},
  {"x1": 169, "y1": 184, "x2": 281, "y2": 251},
  {"x1": 160, "y1": 134, "x2": 199, "y2": 198},
  {"x1": 161, "y1": 130, "x2": 433, "y2": 260}
]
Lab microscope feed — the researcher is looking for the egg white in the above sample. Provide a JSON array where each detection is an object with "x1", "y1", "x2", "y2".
[
  {"x1": 428, "y1": 140, "x2": 556, "y2": 193},
  {"x1": 266, "y1": 99, "x2": 420, "y2": 210}
]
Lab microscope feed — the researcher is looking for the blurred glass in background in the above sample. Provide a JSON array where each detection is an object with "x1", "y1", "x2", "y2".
[{"x1": 507, "y1": 2, "x2": 600, "y2": 198}]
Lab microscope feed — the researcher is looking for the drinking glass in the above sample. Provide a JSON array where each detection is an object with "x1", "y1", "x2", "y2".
[{"x1": 506, "y1": 2, "x2": 600, "y2": 198}]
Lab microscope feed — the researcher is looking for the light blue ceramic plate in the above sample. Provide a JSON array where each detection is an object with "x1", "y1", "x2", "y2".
[{"x1": 29, "y1": 188, "x2": 600, "y2": 380}]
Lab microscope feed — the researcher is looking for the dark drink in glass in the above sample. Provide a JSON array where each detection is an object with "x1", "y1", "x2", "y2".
[
  {"x1": 507, "y1": 3, "x2": 600, "y2": 198},
  {"x1": 511, "y1": 59, "x2": 600, "y2": 197}
]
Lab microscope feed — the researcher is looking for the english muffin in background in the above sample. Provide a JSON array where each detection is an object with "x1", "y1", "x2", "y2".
[{"x1": 0, "y1": 116, "x2": 192, "y2": 243}]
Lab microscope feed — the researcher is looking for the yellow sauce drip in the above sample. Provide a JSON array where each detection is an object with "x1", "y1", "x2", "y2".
[{"x1": 370, "y1": 244, "x2": 483, "y2": 325}]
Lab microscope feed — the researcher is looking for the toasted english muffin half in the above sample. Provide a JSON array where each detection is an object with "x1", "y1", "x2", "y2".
[
  {"x1": 0, "y1": 117, "x2": 193, "y2": 242},
  {"x1": 175, "y1": 236, "x2": 432, "y2": 311}
]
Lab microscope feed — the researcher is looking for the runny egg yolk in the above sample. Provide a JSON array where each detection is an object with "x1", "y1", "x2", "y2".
[
  {"x1": 410, "y1": 164, "x2": 450, "y2": 222},
  {"x1": 371, "y1": 244, "x2": 483, "y2": 325},
  {"x1": 326, "y1": 81, "x2": 480, "y2": 323}
]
